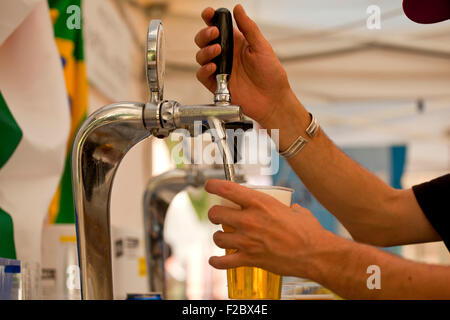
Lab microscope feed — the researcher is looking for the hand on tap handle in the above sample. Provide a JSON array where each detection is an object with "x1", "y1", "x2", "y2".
[{"x1": 195, "y1": 5, "x2": 294, "y2": 127}]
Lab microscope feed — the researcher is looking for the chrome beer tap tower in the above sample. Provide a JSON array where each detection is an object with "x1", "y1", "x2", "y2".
[{"x1": 72, "y1": 9, "x2": 251, "y2": 299}]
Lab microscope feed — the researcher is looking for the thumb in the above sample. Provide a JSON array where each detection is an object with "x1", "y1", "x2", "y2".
[
  {"x1": 233, "y1": 4, "x2": 268, "y2": 51},
  {"x1": 291, "y1": 203, "x2": 313, "y2": 216},
  {"x1": 291, "y1": 203, "x2": 306, "y2": 212}
]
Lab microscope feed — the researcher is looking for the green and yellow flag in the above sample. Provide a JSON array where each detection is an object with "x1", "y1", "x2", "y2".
[
  {"x1": 0, "y1": 0, "x2": 71, "y2": 263},
  {"x1": 47, "y1": 0, "x2": 88, "y2": 224},
  {"x1": 0, "y1": 0, "x2": 87, "y2": 262}
]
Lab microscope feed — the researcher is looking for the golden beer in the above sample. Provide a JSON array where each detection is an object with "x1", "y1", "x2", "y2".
[
  {"x1": 221, "y1": 185, "x2": 293, "y2": 300},
  {"x1": 226, "y1": 255, "x2": 282, "y2": 299}
]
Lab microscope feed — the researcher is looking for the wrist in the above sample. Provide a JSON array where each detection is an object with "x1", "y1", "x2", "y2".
[
  {"x1": 303, "y1": 231, "x2": 348, "y2": 283},
  {"x1": 260, "y1": 89, "x2": 311, "y2": 152}
]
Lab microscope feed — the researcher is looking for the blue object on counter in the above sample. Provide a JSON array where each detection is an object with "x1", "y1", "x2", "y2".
[
  {"x1": 4, "y1": 265, "x2": 21, "y2": 274},
  {"x1": 0, "y1": 258, "x2": 21, "y2": 300},
  {"x1": 126, "y1": 293, "x2": 163, "y2": 300}
]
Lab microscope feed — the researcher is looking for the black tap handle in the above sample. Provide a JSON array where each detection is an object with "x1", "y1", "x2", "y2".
[{"x1": 211, "y1": 8, "x2": 233, "y2": 76}]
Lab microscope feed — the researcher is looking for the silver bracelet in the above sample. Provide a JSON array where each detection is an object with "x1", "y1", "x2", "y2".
[
  {"x1": 306, "y1": 113, "x2": 319, "y2": 138},
  {"x1": 279, "y1": 113, "x2": 320, "y2": 159},
  {"x1": 279, "y1": 135, "x2": 308, "y2": 159}
]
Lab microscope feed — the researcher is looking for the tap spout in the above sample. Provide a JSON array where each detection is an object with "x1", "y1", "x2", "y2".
[{"x1": 208, "y1": 117, "x2": 236, "y2": 181}]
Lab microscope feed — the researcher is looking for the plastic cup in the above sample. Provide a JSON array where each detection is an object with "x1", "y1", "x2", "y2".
[{"x1": 220, "y1": 185, "x2": 293, "y2": 299}]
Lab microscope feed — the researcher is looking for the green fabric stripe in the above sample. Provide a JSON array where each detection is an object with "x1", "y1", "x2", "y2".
[
  {"x1": 48, "y1": 0, "x2": 84, "y2": 61},
  {"x1": 0, "y1": 92, "x2": 20, "y2": 258},
  {"x1": 0, "y1": 208, "x2": 16, "y2": 259},
  {"x1": 0, "y1": 92, "x2": 23, "y2": 170},
  {"x1": 55, "y1": 149, "x2": 75, "y2": 223}
]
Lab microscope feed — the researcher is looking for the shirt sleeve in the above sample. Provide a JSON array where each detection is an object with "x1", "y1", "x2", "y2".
[
  {"x1": 412, "y1": 173, "x2": 450, "y2": 250},
  {"x1": 0, "y1": 0, "x2": 42, "y2": 46}
]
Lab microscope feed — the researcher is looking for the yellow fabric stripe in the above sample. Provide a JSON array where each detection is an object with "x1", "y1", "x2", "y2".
[
  {"x1": 48, "y1": 37, "x2": 88, "y2": 224},
  {"x1": 49, "y1": 9, "x2": 59, "y2": 25},
  {"x1": 71, "y1": 60, "x2": 88, "y2": 140},
  {"x1": 53, "y1": 38, "x2": 88, "y2": 146},
  {"x1": 139, "y1": 256, "x2": 147, "y2": 277},
  {"x1": 48, "y1": 186, "x2": 61, "y2": 224},
  {"x1": 59, "y1": 235, "x2": 77, "y2": 243}
]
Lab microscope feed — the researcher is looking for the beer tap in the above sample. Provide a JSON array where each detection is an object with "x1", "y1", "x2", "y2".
[
  {"x1": 72, "y1": 9, "x2": 252, "y2": 299},
  {"x1": 209, "y1": 8, "x2": 236, "y2": 181}
]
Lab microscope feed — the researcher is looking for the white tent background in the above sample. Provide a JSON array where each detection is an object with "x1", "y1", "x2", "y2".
[{"x1": 103, "y1": 0, "x2": 449, "y2": 186}]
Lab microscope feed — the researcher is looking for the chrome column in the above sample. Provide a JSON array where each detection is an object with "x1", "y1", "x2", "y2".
[{"x1": 72, "y1": 102, "x2": 150, "y2": 300}]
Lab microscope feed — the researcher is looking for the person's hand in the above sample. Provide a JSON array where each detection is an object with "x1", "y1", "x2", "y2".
[
  {"x1": 194, "y1": 5, "x2": 292, "y2": 126},
  {"x1": 205, "y1": 179, "x2": 334, "y2": 278}
]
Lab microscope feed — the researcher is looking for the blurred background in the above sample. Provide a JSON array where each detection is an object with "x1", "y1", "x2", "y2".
[
  {"x1": 1, "y1": 0, "x2": 449, "y2": 300},
  {"x1": 83, "y1": 0, "x2": 450, "y2": 299}
]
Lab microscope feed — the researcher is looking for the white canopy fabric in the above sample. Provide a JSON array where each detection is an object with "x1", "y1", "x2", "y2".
[{"x1": 105, "y1": 0, "x2": 450, "y2": 172}]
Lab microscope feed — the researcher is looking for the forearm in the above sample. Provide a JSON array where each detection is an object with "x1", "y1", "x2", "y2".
[
  {"x1": 262, "y1": 90, "x2": 396, "y2": 243},
  {"x1": 305, "y1": 232, "x2": 450, "y2": 299}
]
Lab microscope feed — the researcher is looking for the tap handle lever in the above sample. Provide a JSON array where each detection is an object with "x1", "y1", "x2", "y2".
[
  {"x1": 211, "y1": 8, "x2": 233, "y2": 104},
  {"x1": 212, "y1": 8, "x2": 233, "y2": 76}
]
